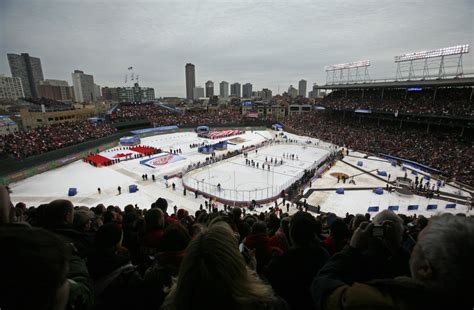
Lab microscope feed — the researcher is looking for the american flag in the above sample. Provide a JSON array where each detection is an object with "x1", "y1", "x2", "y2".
[{"x1": 206, "y1": 130, "x2": 242, "y2": 139}]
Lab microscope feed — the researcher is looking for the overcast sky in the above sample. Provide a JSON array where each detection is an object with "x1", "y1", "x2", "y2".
[{"x1": 1, "y1": 0, "x2": 473, "y2": 97}]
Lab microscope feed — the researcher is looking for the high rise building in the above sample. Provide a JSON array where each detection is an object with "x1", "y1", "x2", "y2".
[
  {"x1": 242, "y1": 83, "x2": 252, "y2": 98},
  {"x1": 0, "y1": 75, "x2": 24, "y2": 100},
  {"x1": 262, "y1": 88, "x2": 272, "y2": 101},
  {"x1": 38, "y1": 79, "x2": 74, "y2": 101},
  {"x1": 219, "y1": 81, "x2": 229, "y2": 98},
  {"x1": 193, "y1": 86, "x2": 204, "y2": 100},
  {"x1": 288, "y1": 85, "x2": 298, "y2": 98},
  {"x1": 185, "y1": 63, "x2": 195, "y2": 100},
  {"x1": 94, "y1": 84, "x2": 101, "y2": 100},
  {"x1": 230, "y1": 82, "x2": 241, "y2": 97},
  {"x1": 298, "y1": 79, "x2": 307, "y2": 97},
  {"x1": 205, "y1": 80, "x2": 214, "y2": 97},
  {"x1": 7, "y1": 53, "x2": 44, "y2": 98},
  {"x1": 71, "y1": 70, "x2": 95, "y2": 103},
  {"x1": 308, "y1": 83, "x2": 320, "y2": 98}
]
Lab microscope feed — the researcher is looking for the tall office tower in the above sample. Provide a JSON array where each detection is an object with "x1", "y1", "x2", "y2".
[
  {"x1": 242, "y1": 83, "x2": 253, "y2": 98},
  {"x1": 185, "y1": 63, "x2": 196, "y2": 100},
  {"x1": 230, "y1": 82, "x2": 241, "y2": 97},
  {"x1": 205, "y1": 80, "x2": 214, "y2": 97},
  {"x1": 0, "y1": 75, "x2": 24, "y2": 100},
  {"x1": 298, "y1": 79, "x2": 307, "y2": 97},
  {"x1": 288, "y1": 85, "x2": 298, "y2": 98},
  {"x1": 7, "y1": 53, "x2": 44, "y2": 98},
  {"x1": 71, "y1": 70, "x2": 95, "y2": 103},
  {"x1": 262, "y1": 88, "x2": 272, "y2": 101},
  {"x1": 193, "y1": 86, "x2": 204, "y2": 100},
  {"x1": 219, "y1": 81, "x2": 229, "y2": 98},
  {"x1": 308, "y1": 83, "x2": 320, "y2": 98}
]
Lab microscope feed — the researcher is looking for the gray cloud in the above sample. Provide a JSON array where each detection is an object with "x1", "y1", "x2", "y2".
[{"x1": 1, "y1": 0, "x2": 473, "y2": 97}]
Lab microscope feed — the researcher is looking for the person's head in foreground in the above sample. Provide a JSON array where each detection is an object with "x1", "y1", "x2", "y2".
[
  {"x1": 162, "y1": 222, "x2": 283, "y2": 310},
  {"x1": 0, "y1": 227, "x2": 70, "y2": 310}
]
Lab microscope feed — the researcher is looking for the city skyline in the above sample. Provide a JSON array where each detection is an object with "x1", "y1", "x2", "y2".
[{"x1": 1, "y1": 0, "x2": 473, "y2": 97}]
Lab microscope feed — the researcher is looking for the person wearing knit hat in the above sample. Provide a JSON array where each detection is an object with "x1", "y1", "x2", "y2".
[{"x1": 177, "y1": 209, "x2": 186, "y2": 221}]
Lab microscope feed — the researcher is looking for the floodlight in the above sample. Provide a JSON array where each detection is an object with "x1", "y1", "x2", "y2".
[
  {"x1": 394, "y1": 44, "x2": 469, "y2": 62},
  {"x1": 325, "y1": 60, "x2": 371, "y2": 71}
]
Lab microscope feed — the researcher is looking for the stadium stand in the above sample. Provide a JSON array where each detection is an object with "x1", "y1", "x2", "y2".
[{"x1": 0, "y1": 186, "x2": 473, "y2": 310}]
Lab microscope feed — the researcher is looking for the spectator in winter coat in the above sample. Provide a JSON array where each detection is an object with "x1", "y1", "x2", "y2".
[
  {"x1": 243, "y1": 221, "x2": 284, "y2": 274},
  {"x1": 312, "y1": 214, "x2": 474, "y2": 310},
  {"x1": 265, "y1": 212, "x2": 329, "y2": 310},
  {"x1": 161, "y1": 222, "x2": 288, "y2": 310}
]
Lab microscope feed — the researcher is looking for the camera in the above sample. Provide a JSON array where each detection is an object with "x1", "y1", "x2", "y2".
[{"x1": 372, "y1": 225, "x2": 385, "y2": 238}]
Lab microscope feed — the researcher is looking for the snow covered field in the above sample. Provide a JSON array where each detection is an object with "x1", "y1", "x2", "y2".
[{"x1": 9, "y1": 129, "x2": 472, "y2": 218}]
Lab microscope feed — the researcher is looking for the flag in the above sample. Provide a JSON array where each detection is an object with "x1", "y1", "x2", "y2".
[{"x1": 128, "y1": 66, "x2": 133, "y2": 70}]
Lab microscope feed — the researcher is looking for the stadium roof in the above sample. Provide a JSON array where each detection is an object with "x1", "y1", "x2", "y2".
[{"x1": 316, "y1": 77, "x2": 474, "y2": 90}]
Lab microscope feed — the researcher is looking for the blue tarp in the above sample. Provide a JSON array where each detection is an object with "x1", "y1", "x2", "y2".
[
  {"x1": 374, "y1": 187, "x2": 384, "y2": 195},
  {"x1": 198, "y1": 146, "x2": 214, "y2": 154},
  {"x1": 357, "y1": 161, "x2": 363, "y2": 167},
  {"x1": 272, "y1": 124, "x2": 283, "y2": 130},
  {"x1": 196, "y1": 126, "x2": 209, "y2": 133},
  {"x1": 131, "y1": 125, "x2": 179, "y2": 135},
  {"x1": 377, "y1": 170, "x2": 387, "y2": 177},
  {"x1": 336, "y1": 188, "x2": 344, "y2": 194},
  {"x1": 129, "y1": 185, "x2": 138, "y2": 193}
]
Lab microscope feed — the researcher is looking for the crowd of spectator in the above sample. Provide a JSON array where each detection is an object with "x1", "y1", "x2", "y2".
[
  {"x1": 1, "y1": 185, "x2": 472, "y2": 310},
  {"x1": 282, "y1": 113, "x2": 474, "y2": 186},
  {"x1": 0, "y1": 121, "x2": 116, "y2": 158},
  {"x1": 110, "y1": 103, "x2": 244, "y2": 126},
  {"x1": 319, "y1": 88, "x2": 473, "y2": 117}
]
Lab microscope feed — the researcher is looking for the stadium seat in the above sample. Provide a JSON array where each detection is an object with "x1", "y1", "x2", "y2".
[
  {"x1": 407, "y1": 205, "x2": 419, "y2": 211},
  {"x1": 427, "y1": 204, "x2": 437, "y2": 210},
  {"x1": 445, "y1": 203, "x2": 456, "y2": 209},
  {"x1": 336, "y1": 188, "x2": 344, "y2": 194},
  {"x1": 367, "y1": 206, "x2": 379, "y2": 212},
  {"x1": 129, "y1": 185, "x2": 138, "y2": 193},
  {"x1": 377, "y1": 170, "x2": 387, "y2": 177},
  {"x1": 68, "y1": 188, "x2": 77, "y2": 196},
  {"x1": 388, "y1": 205, "x2": 399, "y2": 211}
]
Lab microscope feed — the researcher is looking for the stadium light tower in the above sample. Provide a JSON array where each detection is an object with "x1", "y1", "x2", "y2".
[
  {"x1": 394, "y1": 44, "x2": 469, "y2": 81},
  {"x1": 325, "y1": 60, "x2": 371, "y2": 85}
]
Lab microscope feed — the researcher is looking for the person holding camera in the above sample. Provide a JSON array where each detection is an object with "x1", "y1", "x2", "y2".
[{"x1": 311, "y1": 213, "x2": 474, "y2": 310}]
